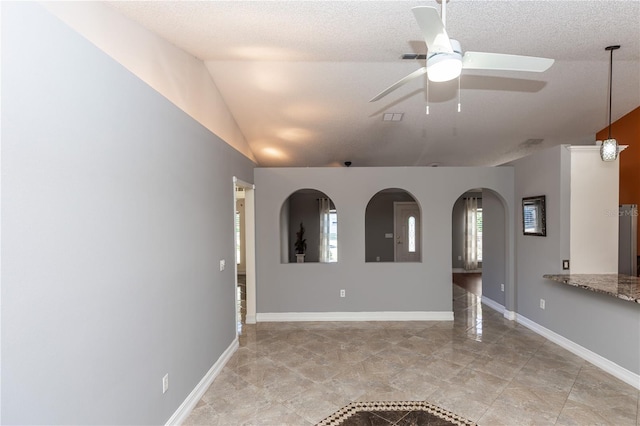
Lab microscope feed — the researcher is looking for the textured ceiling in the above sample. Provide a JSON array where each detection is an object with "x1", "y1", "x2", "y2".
[{"x1": 107, "y1": 1, "x2": 640, "y2": 167}]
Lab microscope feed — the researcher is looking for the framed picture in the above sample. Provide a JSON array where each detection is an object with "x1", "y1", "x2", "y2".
[{"x1": 522, "y1": 195, "x2": 546, "y2": 236}]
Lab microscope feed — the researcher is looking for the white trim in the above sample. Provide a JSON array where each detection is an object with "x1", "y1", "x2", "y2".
[
  {"x1": 232, "y1": 177, "x2": 256, "y2": 330},
  {"x1": 165, "y1": 338, "x2": 239, "y2": 425},
  {"x1": 481, "y1": 296, "x2": 505, "y2": 314},
  {"x1": 480, "y1": 296, "x2": 516, "y2": 321},
  {"x1": 243, "y1": 187, "x2": 256, "y2": 326},
  {"x1": 567, "y1": 145, "x2": 628, "y2": 153},
  {"x1": 256, "y1": 311, "x2": 453, "y2": 322},
  {"x1": 503, "y1": 310, "x2": 516, "y2": 321},
  {"x1": 516, "y1": 314, "x2": 640, "y2": 390},
  {"x1": 232, "y1": 177, "x2": 255, "y2": 190}
]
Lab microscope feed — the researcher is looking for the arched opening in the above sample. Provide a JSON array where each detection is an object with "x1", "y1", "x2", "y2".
[
  {"x1": 451, "y1": 188, "x2": 509, "y2": 329},
  {"x1": 280, "y1": 189, "x2": 338, "y2": 263},
  {"x1": 365, "y1": 188, "x2": 421, "y2": 262}
]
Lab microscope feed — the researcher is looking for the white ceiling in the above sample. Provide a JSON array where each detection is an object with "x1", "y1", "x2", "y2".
[{"x1": 106, "y1": 1, "x2": 640, "y2": 167}]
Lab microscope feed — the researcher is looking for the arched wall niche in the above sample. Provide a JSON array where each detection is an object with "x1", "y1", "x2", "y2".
[
  {"x1": 365, "y1": 188, "x2": 421, "y2": 262},
  {"x1": 280, "y1": 188, "x2": 338, "y2": 264}
]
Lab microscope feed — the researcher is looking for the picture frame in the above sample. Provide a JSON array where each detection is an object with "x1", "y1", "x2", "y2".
[{"x1": 522, "y1": 195, "x2": 546, "y2": 236}]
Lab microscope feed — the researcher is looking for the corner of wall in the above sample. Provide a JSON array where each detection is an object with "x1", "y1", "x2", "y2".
[{"x1": 40, "y1": 1, "x2": 257, "y2": 163}]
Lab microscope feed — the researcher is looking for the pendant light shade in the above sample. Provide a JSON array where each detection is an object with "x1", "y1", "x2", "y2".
[
  {"x1": 600, "y1": 45, "x2": 620, "y2": 162},
  {"x1": 600, "y1": 139, "x2": 618, "y2": 161}
]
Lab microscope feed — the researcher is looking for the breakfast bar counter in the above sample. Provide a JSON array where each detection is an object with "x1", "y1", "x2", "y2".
[{"x1": 543, "y1": 274, "x2": 640, "y2": 304}]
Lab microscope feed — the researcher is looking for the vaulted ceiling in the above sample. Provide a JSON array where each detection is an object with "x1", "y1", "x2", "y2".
[{"x1": 106, "y1": 1, "x2": 640, "y2": 167}]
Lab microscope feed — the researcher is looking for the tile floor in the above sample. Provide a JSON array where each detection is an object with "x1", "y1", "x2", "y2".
[{"x1": 185, "y1": 278, "x2": 640, "y2": 425}]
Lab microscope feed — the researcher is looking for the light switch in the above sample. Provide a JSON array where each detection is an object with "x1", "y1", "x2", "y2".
[{"x1": 220, "y1": 260, "x2": 225, "y2": 271}]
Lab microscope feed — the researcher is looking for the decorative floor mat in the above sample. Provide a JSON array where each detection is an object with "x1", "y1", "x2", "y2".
[{"x1": 316, "y1": 401, "x2": 477, "y2": 426}]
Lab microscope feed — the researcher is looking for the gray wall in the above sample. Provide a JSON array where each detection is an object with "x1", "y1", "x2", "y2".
[
  {"x1": 512, "y1": 145, "x2": 640, "y2": 375},
  {"x1": 481, "y1": 190, "x2": 506, "y2": 305},
  {"x1": 1, "y1": 3, "x2": 255, "y2": 424},
  {"x1": 365, "y1": 190, "x2": 415, "y2": 262},
  {"x1": 255, "y1": 167, "x2": 515, "y2": 314}
]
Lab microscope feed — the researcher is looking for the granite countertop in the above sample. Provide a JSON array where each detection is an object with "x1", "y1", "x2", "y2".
[{"x1": 543, "y1": 274, "x2": 640, "y2": 304}]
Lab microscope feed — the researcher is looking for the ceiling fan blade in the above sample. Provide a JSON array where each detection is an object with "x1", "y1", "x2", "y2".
[
  {"x1": 369, "y1": 67, "x2": 427, "y2": 102},
  {"x1": 462, "y1": 52, "x2": 554, "y2": 72},
  {"x1": 411, "y1": 6, "x2": 453, "y2": 54}
]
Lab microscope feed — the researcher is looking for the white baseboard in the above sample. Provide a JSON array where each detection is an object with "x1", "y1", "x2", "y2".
[
  {"x1": 516, "y1": 314, "x2": 640, "y2": 391},
  {"x1": 480, "y1": 296, "x2": 516, "y2": 321},
  {"x1": 481, "y1": 296, "x2": 505, "y2": 314},
  {"x1": 245, "y1": 314, "x2": 256, "y2": 324},
  {"x1": 256, "y1": 311, "x2": 454, "y2": 322},
  {"x1": 166, "y1": 338, "x2": 239, "y2": 425}
]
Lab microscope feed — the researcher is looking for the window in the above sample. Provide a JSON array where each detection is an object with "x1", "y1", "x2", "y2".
[
  {"x1": 408, "y1": 216, "x2": 416, "y2": 253},
  {"x1": 329, "y1": 210, "x2": 338, "y2": 261}
]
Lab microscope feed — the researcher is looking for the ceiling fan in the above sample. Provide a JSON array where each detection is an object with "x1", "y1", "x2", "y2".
[{"x1": 370, "y1": 1, "x2": 554, "y2": 102}]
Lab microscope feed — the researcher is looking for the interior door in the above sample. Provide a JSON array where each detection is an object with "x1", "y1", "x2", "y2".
[{"x1": 394, "y1": 202, "x2": 421, "y2": 262}]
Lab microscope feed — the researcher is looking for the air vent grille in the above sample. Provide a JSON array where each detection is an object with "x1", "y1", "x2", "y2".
[
  {"x1": 402, "y1": 54, "x2": 427, "y2": 60},
  {"x1": 521, "y1": 138, "x2": 544, "y2": 147}
]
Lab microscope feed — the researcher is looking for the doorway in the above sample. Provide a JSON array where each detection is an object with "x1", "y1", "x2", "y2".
[
  {"x1": 451, "y1": 188, "x2": 508, "y2": 315},
  {"x1": 394, "y1": 201, "x2": 421, "y2": 262},
  {"x1": 233, "y1": 177, "x2": 256, "y2": 335}
]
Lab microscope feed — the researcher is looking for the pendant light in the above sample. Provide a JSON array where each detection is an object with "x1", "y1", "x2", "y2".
[{"x1": 600, "y1": 45, "x2": 620, "y2": 162}]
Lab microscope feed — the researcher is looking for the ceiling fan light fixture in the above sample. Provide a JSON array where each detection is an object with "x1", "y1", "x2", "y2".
[
  {"x1": 426, "y1": 39, "x2": 462, "y2": 82},
  {"x1": 427, "y1": 54, "x2": 462, "y2": 82}
]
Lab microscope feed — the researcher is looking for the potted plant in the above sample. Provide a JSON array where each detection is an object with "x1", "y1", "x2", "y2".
[{"x1": 294, "y1": 222, "x2": 307, "y2": 263}]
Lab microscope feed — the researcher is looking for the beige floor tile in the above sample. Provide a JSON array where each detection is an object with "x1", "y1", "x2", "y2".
[
  {"x1": 388, "y1": 369, "x2": 442, "y2": 400},
  {"x1": 353, "y1": 376, "x2": 415, "y2": 402},
  {"x1": 574, "y1": 364, "x2": 639, "y2": 399},
  {"x1": 444, "y1": 367, "x2": 511, "y2": 404},
  {"x1": 478, "y1": 386, "x2": 566, "y2": 425},
  {"x1": 182, "y1": 402, "x2": 222, "y2": 426},
  {"x1": 466, "y1": 354, "x2": 525, "y2": 381},
  {"x1": 183, "y1": 283, "x2": 639, "y2": 426},
  {"x1": 243, "y1": 402, "x2": 313, "y2": 426},
  {"x1": 282, "y1": 385, "x2": 347, "y2": 424},
  {"x1": 556, "y1": 397, "x2": 637, "y2": 426},
  {"x1": 428, "y1": 390, "x2": 491, "y2": 423}
]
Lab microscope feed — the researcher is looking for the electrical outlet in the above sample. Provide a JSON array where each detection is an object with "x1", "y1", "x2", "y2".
[
  {"x1": 340, "y1": 289, "x2": 346, "y2": 298},
  {"x1": 219, "y1": 259, "x2": 225, "y2": 271},
  {"x1": 376, "y1": 256, "x2": 380, "y2": 262},
  {"x1": 500, "y1": 283, "x2": 505, "y2": 292},
  {"x1": 540, "y1": 299, "x2": 546, "y2": 310},
  {"x1": 458, "y1": 255, "x2": 462, "y2": 261},
  {"x1": 162, "y1": 374, "x2": 169, "y2": 394}
]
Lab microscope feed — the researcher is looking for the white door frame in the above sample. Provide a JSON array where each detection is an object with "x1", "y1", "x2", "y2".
[{"x1": 233, "y1": 177, "x2": 256, "y2": 328}]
